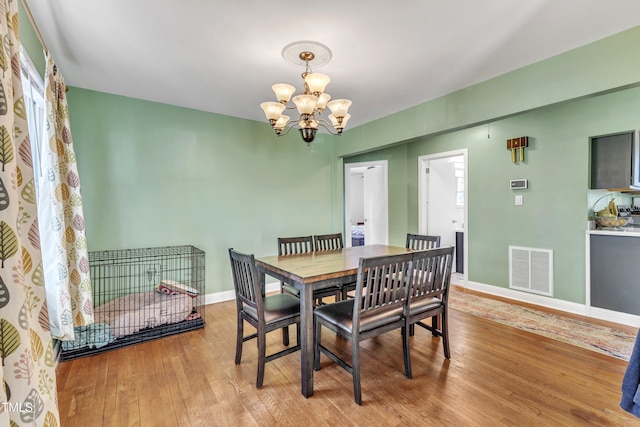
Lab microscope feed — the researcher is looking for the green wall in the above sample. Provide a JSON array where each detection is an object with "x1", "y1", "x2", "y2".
[
  {"x1": 28, "y1": 14, "x2": 640, "y2": 305},
  {"x1": 66, "y1": 89, "x2": 336, "y2": 293},
  {"x1": 348, "y1": 83, "x2": 640, "y2": 305},
  {"x1": 342, "y1": 26, "x2": 640, "y2": 305},
  {"x1": 337, "y1": 25, "x2": 640, "y2": 157},
  {"x1": 16, "y1": 0, "x2": 342, "y2": 298}
]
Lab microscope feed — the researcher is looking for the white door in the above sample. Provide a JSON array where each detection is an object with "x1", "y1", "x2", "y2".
[
  {"x1": 426, "y1": 158, "x2": 462, "y2": 249},
  {"x1": 418, "y1": 150, "x2": 467, "y2": 276},
  {"x1": 364, "y1": 165, "x2": 388, "y2": 245},
  {"x1": 344, "y1": 161, "x2": 388, "y2": 247}
]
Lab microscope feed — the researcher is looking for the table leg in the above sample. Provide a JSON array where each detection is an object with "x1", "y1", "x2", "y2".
[{"x1": 299, "y1": 283, "x2": 314, "y2": 397}]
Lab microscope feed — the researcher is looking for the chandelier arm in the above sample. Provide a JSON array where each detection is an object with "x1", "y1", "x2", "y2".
[
  {"x1": 275, "y1": 121, "x2": 297, "y2": 137},
  {"x1": 316, "y1": 119, "x2": 340, "y2": 136}
]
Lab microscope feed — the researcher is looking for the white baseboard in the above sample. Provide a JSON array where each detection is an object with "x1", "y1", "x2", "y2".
[
  {"x1": 464, "y1": 280, "x2": 640, "y2": 328},
  {"x1": 464, "y1": 280, "x2": 586, "y2": 315},
  {"x1": 589, "y1": 306, "x2": 640, "y2": 328}
]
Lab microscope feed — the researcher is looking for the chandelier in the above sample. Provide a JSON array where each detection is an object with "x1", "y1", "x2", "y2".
[{"x1": 260, "y1": 41, "x2": 352, "y2": 145}]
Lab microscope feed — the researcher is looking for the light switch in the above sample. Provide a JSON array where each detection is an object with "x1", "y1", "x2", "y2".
[{"x1": 515, "y1": 195, "x2": 523, "y2": 206}]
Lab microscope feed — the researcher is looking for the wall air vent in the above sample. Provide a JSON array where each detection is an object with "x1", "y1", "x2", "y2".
[{"x1": 509, "y1": 246, "x2": 553, "y2": 296}]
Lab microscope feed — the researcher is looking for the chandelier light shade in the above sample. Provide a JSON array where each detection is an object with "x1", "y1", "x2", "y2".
[
  {"x1": 327, "y1": 99, "x2": 352, "y2": 117},
  {"x1": 292, "y1": 94, "x2": 318, "y2": 115},
  {"x1": 272, "y1": 83, "x2": 295, "y2": 103},
  {"x1": 260, "y1": 41, "x2": 352, "y2": 145},
  {"x1": 304, "y1": 73, "x2": 330, "y2": 94},
  {"x1": 273, "y1": 115, "x2": 290, "y2": 131},
  {"x1": 329, "y1": 113, "x2": 350, "y2": 131},
  {"x1": 260, "y1": 102, "x2": 286, "y2": 122},
  {"x1": 316, "y1": 93, "x2": 331, "y2": 110}
]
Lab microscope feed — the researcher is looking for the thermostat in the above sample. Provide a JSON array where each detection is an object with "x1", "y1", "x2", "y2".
[{"x1": 510, "y1": 179, "x2": 528, "y2": 190}]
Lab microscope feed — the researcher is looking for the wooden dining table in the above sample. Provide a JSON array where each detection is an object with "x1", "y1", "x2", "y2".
[{"x1": 255, "y1": 244, "x2": 413, "y2": 398}]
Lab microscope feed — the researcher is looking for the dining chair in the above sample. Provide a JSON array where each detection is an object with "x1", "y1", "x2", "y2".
[
  {"x1": 314, "y1": 233, "x2": 356, "y2": 300},
  {"x1": 314, "y1": 232, "x2": 344, "y2": 251},
  {"x1": 277, "y1": 236, "x2": 341, "y2": 345},
  {"x1": 278, "y1": 235, "x2": 315, "y2": 255},
  {"x1": 228, "y1": 248, "x2": 301, "y2": 388},
  {"x1": 406, "y1": 233, "x2": 441, "y2": 250},
  {"x1": 278, "y1": 236, "x2": 312, "y2": 346},
  {"x1": 314, "y1": 252, "x2": 414, "y2": 404},
  {"x1": 278, "y1": 236, "x2": 315, "y2": 304},
  {"x1": 402, "y1": 246, "x2": 454, "y2": 379},
  {"x1": 405, "y1": 233, "x2": 442, "y2": 335}
]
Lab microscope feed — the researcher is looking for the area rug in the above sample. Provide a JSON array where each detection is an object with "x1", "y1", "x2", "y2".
[{"x1": 448, "y1": 289, "x2": 637, "y2": 361}]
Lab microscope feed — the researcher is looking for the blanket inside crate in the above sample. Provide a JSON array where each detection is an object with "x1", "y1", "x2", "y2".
[
  {"x1": 61, "y1": 323, "x2": 116, "y2": 351},
  {"x1": 95, "y1": 292, "x2": 193, "y2": 338}
]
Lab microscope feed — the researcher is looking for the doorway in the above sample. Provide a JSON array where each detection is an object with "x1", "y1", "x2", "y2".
[
  {"x1": 344, "y1": 160, "x2": 389, "y2": 247},
  {"x1": 418, "y1": 149, "x2": 468, "y2": 280}
]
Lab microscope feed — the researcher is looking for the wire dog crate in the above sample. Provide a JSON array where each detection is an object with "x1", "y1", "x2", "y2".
[{"x1": 60, "y1": 245, "x2": 206, "y2": 361}]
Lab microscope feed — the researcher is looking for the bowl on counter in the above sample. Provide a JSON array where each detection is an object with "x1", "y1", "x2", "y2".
[{"x1": 593, "y1": 216, "x2": 632, "y2": 228}]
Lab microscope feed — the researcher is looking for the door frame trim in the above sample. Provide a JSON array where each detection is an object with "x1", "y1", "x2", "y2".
[
  {"x1": 418, "y1": 149, "x2": 468, "y2": 279},
  {"x1": 344, "y1": 160, "x2": 389, "y2": 247}
]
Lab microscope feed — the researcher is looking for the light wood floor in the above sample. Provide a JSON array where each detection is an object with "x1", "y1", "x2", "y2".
[{"x1": 56, "y1": 288, "x2": 639, "y2": 426}]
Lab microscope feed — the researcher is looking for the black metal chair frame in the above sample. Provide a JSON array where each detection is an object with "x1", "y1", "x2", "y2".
[
  {"x1": 229, "y1": 248, "x2": 301, "y2": 388},
  {"x1": 402, "y1": 246, "x2": 454, "y2": 378},
  {"x1": 314, "y1": 252, "x2": 414, "y2": 404}
]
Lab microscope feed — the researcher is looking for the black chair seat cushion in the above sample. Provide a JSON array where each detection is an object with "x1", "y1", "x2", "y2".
[
  {"x1": 314, "y1": 299, "x2": 403, "y2": 335},
  {"x1": 408, "y1": 296, "x2": 443, "y2": 316},
  {"x1": 244, "y1": 293, "x2": 300, "y2": 324}
]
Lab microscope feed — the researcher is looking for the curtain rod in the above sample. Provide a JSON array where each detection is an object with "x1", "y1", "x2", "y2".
[{"x1": 20, "y1": 0, "x2": 48, "y2": 53}]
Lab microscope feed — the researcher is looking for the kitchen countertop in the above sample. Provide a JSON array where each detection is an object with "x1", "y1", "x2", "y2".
[{"x1": 587, "y1": 228, "x2": 640, "y2": 237}]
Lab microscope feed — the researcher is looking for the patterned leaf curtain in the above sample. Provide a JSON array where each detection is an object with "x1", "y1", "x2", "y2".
[
  {"x1": 0, "y1": 2, "x2": 60, "y2": 425},
  {"x1": 40, "y1": 52, "x2": 94, "y2": 340}
]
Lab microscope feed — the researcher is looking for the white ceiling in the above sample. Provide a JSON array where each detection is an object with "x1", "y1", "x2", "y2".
[{"x1": 26, "y1": 1, "x2": 640, "y2": 131}]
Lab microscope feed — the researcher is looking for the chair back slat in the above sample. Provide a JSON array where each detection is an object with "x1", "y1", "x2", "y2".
[
  {"x1": 409, "y1": 246, "x2": 454, "y2": 301},
  {"x1": 355, "y1": 253, "x2": 414, "y2": 320},
  {"x1": 229, "y1": 249, "x2": 262, "y2": 312},
  {"x1": 406, "y1": 233, "x2": 441, "y2": 250},
  {"x1": 278, "y1": 236, "x2": 314, "y2": 255},
  {"x1": 314, "y1": 233, "x2": 344, "y2": 252}
]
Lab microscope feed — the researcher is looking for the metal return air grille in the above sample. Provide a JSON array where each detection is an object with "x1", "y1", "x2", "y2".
[{"x1": 509, "y1": 246, "x2": 553, "y2": 296}]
